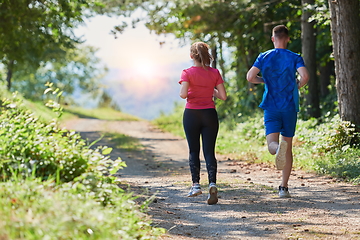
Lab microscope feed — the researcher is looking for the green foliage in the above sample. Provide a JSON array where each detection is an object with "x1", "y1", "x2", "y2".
[
  {"x1": 322, "y1": 119, "x2": 360, "y2": 151},
  {"x1": 297, "y1": 115, "x2": 360, "y2": 152},
  {"x1": 155, "y1": 104, "x2": 360, "y2": 183},
  {"x1": 0, "y1": 93, "x2": 121, "y2": 182},
  {"x1": 295, "y1": 115, "x2": 360, "y2": 182},
  {"x1": 314, "y1": 149, "x2": 360, "y2": 183},
  {"x1": 217, "y1": 113, "x2": 266, "y2": 160},
  {"x1": 0, "y1": 0, "x2": 86, "y2": 74},
  {"x1": 64, "y1": 106, "x2": 140, "y2": 121},
  {"x1": 151, "y1": 102, "x2": 186, "y2": 138},
  {"x1": 12, "y1": 45, "x2": 108, "y2": 103},
  {"x1": 0, "y1": 87, "x2": 164, "y2": 239},
  {"x1": 0, "y1": 178, "x2": 165, "y2": 239},
  {"x1": 105, "y1": 132, "x2": 144, "y2": 152}
]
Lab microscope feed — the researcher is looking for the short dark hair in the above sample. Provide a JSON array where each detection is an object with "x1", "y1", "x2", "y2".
[{"x1": 272, "y1": 25, "x2": 289, "y2": 39}]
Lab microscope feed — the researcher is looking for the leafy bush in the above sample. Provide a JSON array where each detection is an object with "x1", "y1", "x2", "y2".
[
  {"x1": 314, "y1": 148, "x2": 360, "y2": 183},
  {"x1": 297, "y1": 114, "x2": 360, "y2": 152},
  {"x1": 296, "y1": 114, "x2": 360, "y2": 182},
  {"x1": 0, "y1": 178, "x2": 164, "y2": 239},
  {"x1": 0, "y1": 94, "x2": 121, "y2": 182},
  {"x1": 0, "y1": 88, "x2": 165, "y2": 239}
]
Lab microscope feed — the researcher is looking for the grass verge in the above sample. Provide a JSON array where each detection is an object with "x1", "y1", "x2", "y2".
[
  {"x1": 0, "y1": 178, "x2": 164, "y2": 239},
  {"x1": 63, "y1": 106, "x2": 140, "y2": 121}
]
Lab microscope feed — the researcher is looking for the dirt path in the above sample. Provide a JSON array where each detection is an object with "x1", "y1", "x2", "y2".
[{"x1": 63, "y1": 118, "x2": 360, "y2": 240}]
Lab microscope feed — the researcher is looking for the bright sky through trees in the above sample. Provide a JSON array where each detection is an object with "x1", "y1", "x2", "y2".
[
  {"x1": 76, "y1": 15, "x2": 190, "y2": 77},
  {"x1": 75, "y1": 14, "x2": 191, "y2": 119}
]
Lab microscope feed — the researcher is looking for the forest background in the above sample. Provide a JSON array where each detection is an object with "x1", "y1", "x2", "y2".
[
  {"x1": 1, "y1": 0, "x2": 360, "y2": 181},
  {"x1": 2, "y1": 0, "x2": 360, "y2": 174},
  {"x1": 2, "y1": 0, "x2": 360, "y2": 124},
  {"x1": 1, "y1": 0, "x2": 360, "y2": 238}
]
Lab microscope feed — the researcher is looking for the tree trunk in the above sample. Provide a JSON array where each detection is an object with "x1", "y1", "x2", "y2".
[
  {"x1": 328, "y1": 0, "x2": 360, "y2": 127},
  {"x1": 211, "y1": 45, "x2": 217, "y2": 69},
  {"x1": 6, "y1": 60, "x2": 14, "y2": 90},
  {"x1": 218, "y1": 40, "x2": 226, "y2": 80},
  {"x1": 302, "y1": 0, "x2": 321, "y2": 118},
  {"x1": 319, "y1": 60, "x2": 334, "y2": 97}
]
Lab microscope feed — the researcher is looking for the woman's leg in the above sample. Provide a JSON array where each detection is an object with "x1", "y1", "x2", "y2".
[
  {"x1": 201, "y1": 109, "x2": 219, "y2": 184},
  {"x1": 183, "y1": 109, "x2": 202, "y2": 184}
]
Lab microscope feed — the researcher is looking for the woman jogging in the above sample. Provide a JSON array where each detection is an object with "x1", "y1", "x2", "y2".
[{"x1": 179, "y1": 42, "x2": 227, "y2": 205}]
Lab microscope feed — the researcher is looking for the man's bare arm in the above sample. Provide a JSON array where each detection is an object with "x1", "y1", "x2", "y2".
[
  {"x1": 297, "y1": 66, "x2": 309, "y2": 89},
  {"x1": 246, "y1": 66, "x2": 264, "y2": 84}
]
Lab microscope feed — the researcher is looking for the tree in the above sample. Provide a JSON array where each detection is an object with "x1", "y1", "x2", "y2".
[
  {"x1": 137, "y1": 0, "x2": 303, "y2": 117},
  {"x1": 11, "y1": 45, "x2": 107, "y2": 102},
  {"x1": 0, "y1": 0, "x2": 90, "y2": 89},
  {"x1": 0, "y1": 0, "x2": 139, "y2": 91},
  {"x1": 328, "y1": 0, "x2": 360, "y2": 127},
  {"x1": 116, "y1": 0, "x2": 333, "y2": 119},
  {"x1": 302, "y1": 0, "x2": 321, "y2": 118}
]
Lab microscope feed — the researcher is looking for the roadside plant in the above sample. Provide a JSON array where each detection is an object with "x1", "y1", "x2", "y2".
[
  {"x1": 0, "y1": 90, "x2": 125, "y2": 183},
  {"x1": 0, "y1": 83, "x2": 164, "y2": 239}
]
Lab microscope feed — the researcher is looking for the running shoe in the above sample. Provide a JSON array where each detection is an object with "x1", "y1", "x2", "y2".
[
  {"x1": 279, "y1": 186, "x2": 291, "y2": 198},
  {"x1": 207, "y1": 182, "x2": 218, "y2": 205},
  {"x1": 187, "y1": 183, "x2": 202, "y2": 197},
  {"x1": 275, "y1": 140, "x2": 288, "y2": 170}
]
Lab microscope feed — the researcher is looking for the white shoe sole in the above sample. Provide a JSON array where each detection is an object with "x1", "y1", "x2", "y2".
[
  {"x1": 187, "y1": 191, "x2": 202, "y2": 197},
  {"x1": 207, "y1": 186, "x2": 218, "y2": 205},
  {"x1": 275, "y1": 141, "x2": 288, "y2": 170},
  {"x1": 279, "y1": 192, "x2": 291, "y2": 198}
]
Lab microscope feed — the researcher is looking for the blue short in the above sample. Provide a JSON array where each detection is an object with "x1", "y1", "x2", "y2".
[{"x1": 264, "y1": 110, "x2": 297, "y2": 137}]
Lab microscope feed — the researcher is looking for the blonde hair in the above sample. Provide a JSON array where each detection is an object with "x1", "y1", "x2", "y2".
[{"x1": 190, "y1": 42, "x2": 213, "y2": 69}]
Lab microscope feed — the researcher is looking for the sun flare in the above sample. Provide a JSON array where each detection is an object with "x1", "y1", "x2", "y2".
[{"x1": 132, "y1": 58, "x2": 156, "y2": 79}]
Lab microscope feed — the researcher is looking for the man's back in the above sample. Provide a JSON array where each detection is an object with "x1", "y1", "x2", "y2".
[{"x1": 253, "y1": 48, "x2": 305, "y2": 112}]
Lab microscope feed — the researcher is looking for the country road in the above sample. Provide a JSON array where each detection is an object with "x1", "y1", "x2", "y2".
[{"x1": 63, "y1": 118, "x2": 360, "y2": 240}]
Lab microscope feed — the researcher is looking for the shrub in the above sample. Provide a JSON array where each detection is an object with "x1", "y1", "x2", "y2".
[
  {"x1": 0, "y1": 94, "x2": 122, "y2": 182},
  {"x1": 296, "y1": 114, "x2": 360, "y2": 182},
  {"x1": 314, "y1": 148, "x2": 360, "y2": 181},
  {"x1": 0, "y1": 89, "x2": 165, "y2": 239},
  {"x1": 0, "y1": 178, "x2": 164, "y2": 239}
]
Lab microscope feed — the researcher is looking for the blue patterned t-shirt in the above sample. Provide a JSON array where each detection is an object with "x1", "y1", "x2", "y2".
[{"x1": 253, "y1": 48, "x2": 305, "y2": 112}]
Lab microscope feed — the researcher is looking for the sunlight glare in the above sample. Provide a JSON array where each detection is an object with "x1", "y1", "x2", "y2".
[{"x1": 132, "y1": 58, "x2": 156, "y2": 79}]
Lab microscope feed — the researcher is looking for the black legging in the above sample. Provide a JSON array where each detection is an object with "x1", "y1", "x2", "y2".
[{"x1": 183, "y1": 108, "x2": 219, "y2": 184}]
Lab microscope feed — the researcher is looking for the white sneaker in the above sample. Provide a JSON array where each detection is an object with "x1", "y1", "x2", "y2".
[
  {"x1": 275, "y1": 141, "x2": 288, "y2": 170},
  {"x1": 279, "y1": 186, "x2": 291, "y2": 198},
  {"x1": 187, "y1": 184, "x2": 202, "y2": 197},
  {"x1": 207, "y1": 183, "x2": 218, "y2": 205}
]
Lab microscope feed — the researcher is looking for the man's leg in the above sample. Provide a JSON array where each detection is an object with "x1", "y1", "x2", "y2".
[
  {"x1": 266, "y1": 132, "x2": 280, "y2": 155},
  {"x1": 281, "y1": 136, "x2": 293, "y2": 187}
]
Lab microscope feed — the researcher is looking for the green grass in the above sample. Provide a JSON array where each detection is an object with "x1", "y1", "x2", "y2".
[
  {"x1": 0, "y1": 178, "x2": 164, "y2": 239},
  {"x1": 23, "y1": 100, "x2": 73, "y2": 123},
  {"x1": 151, "y1": 103, "x2": 185, "y2": 139},
  {"x1": 104, "y1": 132, "x2": 144, "y2": 152},
  {"x1": 153, "y1": 106, "x2": 360, "y2": 184},
  {"x1": 64, "y1": 106, "x2": 140, "y2": 121}
]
